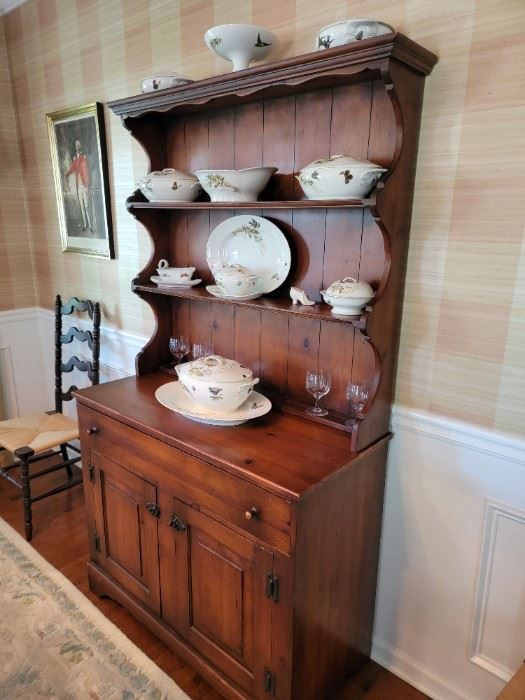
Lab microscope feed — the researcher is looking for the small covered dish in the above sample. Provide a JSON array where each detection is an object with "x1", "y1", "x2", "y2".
[
  {"x1": 212, "y1": 263, "x2": 259, "y2": 295},
  {"x1": 137, "y1": 168, "x2": 202, "y2": 202},
  {"x1": 321, "y1": 277, "x2": 375, "y2": 316},
  {"x1": 176, "y1": 355, "x2": 260, "y2": 412},
  {"x1": 297, "y1": 155, "x2": 386, "y2": 200}
]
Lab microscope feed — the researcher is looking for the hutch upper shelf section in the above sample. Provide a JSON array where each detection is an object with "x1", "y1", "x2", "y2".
[{"x1": 108, "y1": 33, "x2": 437, "y2": 120}]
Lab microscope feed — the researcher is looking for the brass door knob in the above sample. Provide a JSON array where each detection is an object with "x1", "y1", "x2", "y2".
[
  {"x1": 245, "y1": 507, "x2": 259, "y2": 521},
  {"x1": 87, "y1": 426, "x2": 99, "y2": 435}
]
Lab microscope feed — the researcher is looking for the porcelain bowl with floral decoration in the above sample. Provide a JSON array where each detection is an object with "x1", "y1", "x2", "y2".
[
  {"x1": 212, "y1": 263, "x2": 259, "y2": 295},
  {"x1": 315, "y1": 19, "x2": 394, "y2": 50},
  {"x1": 176, "y1": 355, "x2": 260, "y2": 412},
  {"x1": 156, "y1": 259, "x2": 196, "y2": 283},
  {"x1": 137, "y1": 168, "x2": 202, "y2": 202},
  {"x1": 321, "y1": 276, "x2": 375, "y2": 316},
  {"x1": 140, "y1": 73, "x2": 193, "y2": 93},
  {"x1": 194, "y1": 167, "x2": 277, "y2": 202},
  {"x1": 297, "y1": 155, "x2": 386, "y2": 200},
  {"x1": 204, "y1": 24, "x2": 277, "y2": 71}
]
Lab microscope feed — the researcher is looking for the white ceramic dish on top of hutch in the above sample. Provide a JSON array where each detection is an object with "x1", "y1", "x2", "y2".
[
  {"x1": 206, "y1": 215, "x2": 291, "y2": 294},
  {"x1": 80, "y1": 34, "x2": 437, "y2": 700},
  {"x1": 140, "y1": 73, "x2": 193, "y2": 93},
  {"x1": 204, "y1": 24, "x2": 277, "y2": 71},
  {"x1": 315, "y1": 19, "x2": 394, "y2": 50}
]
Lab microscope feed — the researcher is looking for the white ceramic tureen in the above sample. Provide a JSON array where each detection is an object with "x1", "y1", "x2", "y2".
[
  {"x1": 321, "y1": 277, "x2": 375, "y2": 315},
  {"x1": 297, "y1": 155, "x2": 386, "y2": 200},
  {"x1": 137, "y1": 168, "x2": 202, "y2": 202},
  {"x1": 315, "y1": 19, "x2": 394, "y2": 50},
  {"x1": 212, "y1": 263, "x2": 259, "y2": 295},
  {"x1": 176, "y1": 355, "x2": 260, "y2": 412}
]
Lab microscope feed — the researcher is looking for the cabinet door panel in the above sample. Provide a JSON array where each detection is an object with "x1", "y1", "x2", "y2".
[
  {"x1": 91, "y1": 450, "x2": 160, "y2": 615},
  {"x1": 159, "y1": 494, "x2": 273, "y2": 698}
]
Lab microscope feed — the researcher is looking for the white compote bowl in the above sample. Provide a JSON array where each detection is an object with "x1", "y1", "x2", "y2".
[{"x1": 204, "y1": 24, "x2": 277, "y2": 72}]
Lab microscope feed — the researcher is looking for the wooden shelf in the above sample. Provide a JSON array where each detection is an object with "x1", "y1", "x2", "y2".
[
  {"x1": 133, "y1": 283, "x2": 370, "y2": 328},
  {"x1": 127, "y1": 198, "x2": 373, "y2": 211}
]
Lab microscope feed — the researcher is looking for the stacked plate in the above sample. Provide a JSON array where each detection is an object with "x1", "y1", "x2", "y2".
[{"x1": 155, "y1": 382, "x2": 271, "y2": 426}]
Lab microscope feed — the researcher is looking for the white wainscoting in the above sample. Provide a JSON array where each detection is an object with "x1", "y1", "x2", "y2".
[{"x1": 3, "y1": 306, "x2": 524, "y2": 700}]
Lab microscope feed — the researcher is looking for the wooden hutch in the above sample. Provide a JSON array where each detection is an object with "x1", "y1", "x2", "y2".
[{"x1": 76, "y1": 34, "x2": 437, "y2": 700}]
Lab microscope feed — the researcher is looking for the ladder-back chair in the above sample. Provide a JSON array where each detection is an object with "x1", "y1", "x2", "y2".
[{"x1": 0, "y1": 295, "x2": 101, "y2": 540}]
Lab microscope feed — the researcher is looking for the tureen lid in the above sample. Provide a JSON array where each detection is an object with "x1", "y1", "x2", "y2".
[
  {"x1": 178, "y1": 355, "x2": 254, "y2": 383},
  {"x1": 324, "y1": 277, "x2": 374, "y2": 298},
  {"x1": 301, "y1": 154, "x2": 383, "y2": 171},
  {"x1": 146, "y1": 168, "x2": 197, "y2": 180},
  {"x1": 213, "y1": 263, "x2": 254, "y2": 277}
]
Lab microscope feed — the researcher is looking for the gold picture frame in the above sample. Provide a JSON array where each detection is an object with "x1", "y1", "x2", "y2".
[{"x1": 47, "y1": 102, "x2": 114, "y2": 259}]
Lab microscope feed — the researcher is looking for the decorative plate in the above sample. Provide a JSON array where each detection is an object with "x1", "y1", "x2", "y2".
[
  {"x1": 206, "y1": 215, "x2": 291, "y2": 295},
  {"x1": 150, "y1": 276, "x2": 202, "y2": 288},
  {"x1": 155, "y1": 382, "x2": 271, "y2": 426},
  {"x1": 205, "y1": 284, "x2": 263, "y2": 301}
]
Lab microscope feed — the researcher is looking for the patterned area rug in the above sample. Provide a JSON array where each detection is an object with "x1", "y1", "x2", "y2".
[{"x1": 0, "y1": 517, "x2": 189, "y2": 699}]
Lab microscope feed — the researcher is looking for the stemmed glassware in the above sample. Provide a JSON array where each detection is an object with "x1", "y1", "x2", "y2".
[
  {"x1": 192, "y1": 342, "x2": 214, "y2": 360},
  {"x1": 169, "y1": 336, "x2": 189, "y2": 367},
  {"x1": 346, "y1": 382, "x2": 368, "y2": 418},
  {"x1": 305, "y1": 369, "x2": 331, "y2": 417}
]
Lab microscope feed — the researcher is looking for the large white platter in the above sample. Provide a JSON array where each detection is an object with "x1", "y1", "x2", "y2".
[
  {"x1": 206, "y1": 215, "x2": 291, "y2": 295},
  {"x1": 155, "y1": 381, "x2": 271, "y2": 426}
]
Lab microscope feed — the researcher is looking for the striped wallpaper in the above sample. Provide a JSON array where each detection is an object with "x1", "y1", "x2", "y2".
[{"x1": 0, "y1": 0, "x2": 524, "y2": 436}]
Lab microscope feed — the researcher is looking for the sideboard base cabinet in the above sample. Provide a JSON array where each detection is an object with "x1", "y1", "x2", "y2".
[{"x1": 77, "y1": 376, "x2": 389, "y2": 700}]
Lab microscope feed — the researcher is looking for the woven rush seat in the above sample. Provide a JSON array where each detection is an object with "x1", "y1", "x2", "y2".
[{"x1": 0, "y1": 413, "x2": 79, "y2": 455}]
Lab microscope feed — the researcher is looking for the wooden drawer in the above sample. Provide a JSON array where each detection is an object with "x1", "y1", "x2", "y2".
[{"x1": 79, "y1": 405, "x2": 293, "y2": 554}]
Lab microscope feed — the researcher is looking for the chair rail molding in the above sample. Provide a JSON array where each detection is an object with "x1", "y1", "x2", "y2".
[{"x1": 2, "y1": 306, "x2": 524, "y2": 700}]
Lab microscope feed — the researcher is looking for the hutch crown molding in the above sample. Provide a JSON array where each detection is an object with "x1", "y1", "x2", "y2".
[{"x1": 76, "y1": 33, "x2": 437, "y2": 700}]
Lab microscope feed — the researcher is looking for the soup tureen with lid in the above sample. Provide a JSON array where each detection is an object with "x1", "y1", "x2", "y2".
[
  {"x1": 321, "y1": 277, "x2": 375, "y2": 315},
  {"x1": 176, "y1": 355, "x2": 259, "y2": 412},
  {"x1": 297, "y1": 155, "x2": 386, "y2": 200}
]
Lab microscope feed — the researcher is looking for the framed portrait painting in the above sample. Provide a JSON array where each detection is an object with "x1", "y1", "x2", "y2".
[{"x1": 47, "y1": 102, "x2": 114, "y2": 258}]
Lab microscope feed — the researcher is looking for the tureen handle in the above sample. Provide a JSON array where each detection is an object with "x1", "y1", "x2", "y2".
[
  {"x1": 203, "y1": 355, "x2": 227, "y2": 367},
  {"x1": 341, "y1": 277, "x2": 358, "y2": 283},
  {"x1": 158, "y1": 259, "x2": 169, "y2": 269}
]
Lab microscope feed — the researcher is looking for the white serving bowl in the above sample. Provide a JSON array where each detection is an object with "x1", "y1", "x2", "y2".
[
  {"x1": 140, "y1": 73, "x2": 193, "y2": 93},
  {"x1": 137, "y1": 168, "x2": 202, "y2": 202},
  {"x1": 156, "y1": 259, "x2": 195, "y2": 283},
  {"x1": 176, "y1": 355, "x2": 259, "y2": 412},
  {"x1": 321, "y1": 277, "x2": 375, "y2": 316},
  {"x1": 195, "y1": 167, "x2": 277, "y2": 202},
  {"x1": 204, "y1": 24, "x2": 277, "y2": 71},
  {"x1": 212, "y1": 264, "x2": 259, "y2": 295},
  {"x1": 297, "y1": 155, "x2": 386, "y2": 200},
  {"x1": 315, "y1": 19, "x2": 394, "y2": 50}
]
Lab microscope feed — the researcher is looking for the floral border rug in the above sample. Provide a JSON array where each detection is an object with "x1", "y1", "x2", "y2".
[{"x1": 0, "y1": 517, "x2": 189, "y2": 699}]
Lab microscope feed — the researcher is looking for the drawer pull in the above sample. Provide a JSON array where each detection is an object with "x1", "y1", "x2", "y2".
[
  {"x1": 245, "y1": 506, "x2": 259, "y2": 521},
  {"x1": 86, "y1": 426, "x2": 99, "y2": 435},
  {"x1": 169, "y1": 515, "x2": 187, "y2": 531},
  {"x1": 145, "y1": 502, "x2": 161, "y2": 518}
]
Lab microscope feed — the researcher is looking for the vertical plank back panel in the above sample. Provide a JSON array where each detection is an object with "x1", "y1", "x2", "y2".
[
  {"x1": 234, "y1": 103, "x2": 264, "y2": 169},
  {"x1": 286, "y1": 317, "x2": 321, "y2": 402},
  {"x1": 208, "y1": 109, "x2": 235, "y2": 169},
  {"x1": 181, "y1": 114, "x2": 209, "y2": 172},
  {"x1": 294, "y1": 88, "x2": 333, "y2": 198},
  {"x1": 262, "y1": 96, "x2": 296, "y2": 200},
  {"x1": 318, "y1": 324, "x2": 355, "y2": 414},
  {"x1": 190, "y1": 302, "x2": 212, "y2": 346},
  {"x1": 260, "y1": 311, "x2": 289, "y2": 395},
  {"x1": 211, "y1": 303, "x2": 235, "y2": 358},
  {"x1": 234, "y1": 307, "x2": 261, "y2": 376},
  {"x1": 330, "y1": 83, "x2": 372, "y2": 159}
]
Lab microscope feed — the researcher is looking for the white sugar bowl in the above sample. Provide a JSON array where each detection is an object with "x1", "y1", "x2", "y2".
[
  {"x1": 176, "y1": 355, "x2": 260, "y2": 412},
  {"x1": 321, "y1": 277, "x2": 375, "y2": 316},
  {"x1": 137, "y1": 168, "x2": 202, "y2": 202},
  {"x1": 212, "y1": 264, "x2": 259, "y2": 296},
  {"x1": 297, "y1": 155, "x2": 386, "y2": 200}
]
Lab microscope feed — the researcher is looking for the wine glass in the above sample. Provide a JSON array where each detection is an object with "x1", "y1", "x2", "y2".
[
  {"x1": 169, "y1": 336, "x2": 189, "y2": 367},
  {"x1": 305, "y1": 369, "x2": 331, "y2": 417},
  {"x1": 347, "y1": 382, "x2": 368, "y2": 418},
  {"x1": 192, "y1": 342, "x2": 214, "y2": 360}
]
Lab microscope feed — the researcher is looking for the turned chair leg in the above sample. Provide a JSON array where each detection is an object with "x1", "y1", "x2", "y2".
[
  {"x1": 14, "y1": 446, "x2": 35, "y2": 541},
  {"x1": 60, "y1": 444, "x2": 73, "y2": 477}
]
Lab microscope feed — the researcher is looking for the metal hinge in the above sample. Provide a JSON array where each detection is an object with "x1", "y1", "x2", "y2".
[
  {"x1": 88, "y1": 463, "x2": 95, "y2": 483},
  {"x1": 93, "y1": 532, "x2": 100, "y2": 552},
  {"x1": 263, "y1": 668, "x2": 276, "y2": 696},
  {"x1": 145, "y1": 502, "x2": 161, "y2": 518},
  {"x1": 265, "y1": 572, "x2": 279, "y2": 602}
]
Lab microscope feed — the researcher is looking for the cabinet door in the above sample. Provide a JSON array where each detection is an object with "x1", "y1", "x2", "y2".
[
  {"x1": 90, "y1": 449, "x2": 161, "y2": 615},
  {"x1": 159, "y1": 494, "x2": 274, "y2": 698}
]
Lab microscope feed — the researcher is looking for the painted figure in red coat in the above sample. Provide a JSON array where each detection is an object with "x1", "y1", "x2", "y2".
[{"x1": 65, "y1": 139, "x2": 92, "y2": 231}]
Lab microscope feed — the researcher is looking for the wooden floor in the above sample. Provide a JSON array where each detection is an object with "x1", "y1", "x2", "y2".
[{"x1": 0, "y1": 457, "x2": 430, "y2": 700}]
